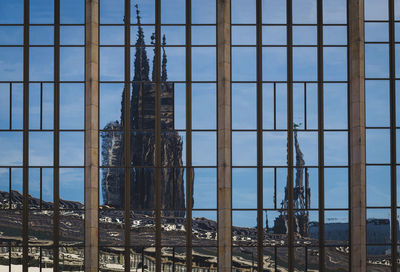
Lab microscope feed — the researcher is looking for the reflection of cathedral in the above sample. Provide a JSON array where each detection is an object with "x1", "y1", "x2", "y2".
[
  {"x1": 101, "y1": 8, "x2": 189, "y2": 216},
  {"x1": 274, "y1": 128, "x2": 311, "y2": 237}
]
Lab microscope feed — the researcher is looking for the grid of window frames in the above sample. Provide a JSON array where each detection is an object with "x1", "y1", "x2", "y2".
[
  {"x1": 0, "y1": 0, "x2": 85, "y2": 271},
  {"x1": 2, "y1": 0, "x2": 398, "y2": 271},
  {"x1": 98, "y1": 0, "x2": 217, "y2": 271},
  {"x1": 364, "y1": 0, "x2": 400, "y2": 270},
  {"x1": 231, "y1": 0, "x2": 350, "y2": 271}
]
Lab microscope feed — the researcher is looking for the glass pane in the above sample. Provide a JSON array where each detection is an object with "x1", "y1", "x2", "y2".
[
  {"x1": 233, "y1": 168, "x2": 257, "y2": 209},
  {"x1": 324, "y1": 132, "x2": 348, "y2": 166},
  {"x1": 262, "y1": 0, "x2": 286, "y2": 24},
  {"x1": 60, "y1": 83, "x2": 84, "y2": 129},
  {"x1": 323, "y1": 26, "x2": 347, "y2": 45},
  {"x1": 365, "y1": 44, "x2": 389, "y2": 78},
  {"x1": 367, "y1": 166, "x2": 390, "y2": 207},
  {"x1": 192, "y1": 26, "x2": 216, "y2": 45},
  {"x1": 30, "y1": 26, "x2": 54, "y2": 45},
  {"x1": 232, "y1": 26, "x2": 256, "y2": 45},
  {"x1": 131, "y1": 0, "x2": 155, "y2": 24},
  {"x1": 232, "y1": 47, "x2": 256, "y2": 81},
  {"x1": 293, "y1": 47, "x2": 317, "y2": 81},
  {"x1": 232, "y1": 132, "x2": 257, "y2": 166},
  {"x1": 262, "y1": 26, "x2": 286, "y2": 45},
  {"x1": 0, "y1": 48, "x2": 23, "y2": 81},
  {"x1": 192, "y1": 47, "x2": 215, "y2": 81},
  {"x1": 61, "y1": 26, "x2": 84, "y2": 45},
  {"x1": 100, "y1": 0, "x2": 124, "y2": 24},
  {"x1": 0, "y1": 0, "x2": 23, "y2": 24},
  {"x1": 29, "y1": 132, "x2": 53, "y2": 166},
  {"x1": 323, "y1": 0, "x2": 347, "y2": 24},
  {"x1": 365, "y1": 0, "x2": 388, "y2": 20},
  {"x1": 366, "y1": 80, "x2": 390, "y2": 127},
  {"x1": 193, "y1": 168, "x2": 217, "y2": 209},
  {"x1": 161, "y1": 0, "x2": 185, "y2": 24},
  {"x1": 324, "y1": 47, "x2": 347, "y2": 81},
  {"x1": 232, "y1": 0, "x2": 256, "y2": 24},
  {"x1": 30, "y1": 0, "x2": 54, "y2": 24},
  {"x1": 366, "y1": 129, "x2": 390, "y2": 164},
  {"x1": 293, "y1": 0, "x2": 316, "y2": 24},
  {"x1": 60, "y1": 168, "x2": 84, "y2": 207},
  {"x1": 324, "y1": 83, "x2": 347, "y2": 129},
  {"x1": 60, "y1": 0, "x2": 84, "y2": 24},
  {"x1": 263, "y1": 132, "x2": 287, "y2": 166},
  {"x1": 192, "y1": 0, "x2": 216, "y2": 24},
  {"x1": 61, "y1": 47, "x2": 84, "y2": 81},
  {"x1": 30, "y1": 48, "x2": 54, "y2": 81},
  {"x1": 232, "y1": 83, "x2": 256, "y2": 129},
  {"x1": 192, "y1": 83, "x2": 216, "y2": 129},
  {"x1": 293, "y1": 26, "x2": 317, "y2": 45},
  {"x1": 263, "y1": 48, "x2": 287, "y2": 81},
  {"x1": 60, "y1": 132, "x2": 84, "y2": 166},
  {"x1": 192, "y1": 132, "x2": 216, "y2": 166},
  {"x1": 325, "y1": 168, "x2": 348, "y2": 209},
  {"x1": 365, "y1": 23, "x2": 389, "y2": 42},
  {"x1": 100, "y1": 47, "x2": 124, "y2": 81}
]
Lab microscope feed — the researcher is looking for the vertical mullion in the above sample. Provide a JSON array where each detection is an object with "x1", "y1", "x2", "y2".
[
  {"x1": 9, "y1": 168, "x2": 11, "y2": 210},
  {"x1": 40, "y1": 82, "x2": 43, "y2": 130},
  {"x1": 317, "y1": 0, "x2": 325, "y2": 271},
  {"x1": 22, "y1": 0, "x2": 29, "y2": 271},
  {"x1": 53, "y1": 0, "x2": 60, "y2": 270},
  {"x1": 185, "y1": 0, "x2": 193, "y2": 270},
  {"x1": 274, "y1": 167, "x2": 277, "y2": 210},
  {"x1": 304, "y1": 82, "x2": 307, "y2": 130},
  {"x1": 274, "y1": 82, "x2": 276, "y2": 130},
  {"x1": 9, "y1": 83, "x2": 12, "y2": 130},
  {"x1": 40, "y1": 168, "x2": 42, "y2": 209},
  {"x1": 256, "y1": 0, "x2": 263, "y2": 270},
  {"x1": 348, "y1": 0, "x2": 366, "y2": 270},
  {"x1": 155, "y1": 0, "x2": 162, "y2": 270},
  {"x1": 217, "y1": 0, "x2": 232, "y2": 270},
  {"x1": 389, "y1": 0, "x2": 398, "y2": 271},
  {"x1": 123, "y1": 0, "x2": 131, "y2": 271},
  {"x1": 286, "y1": 0, "x2": 294, "y2": 271},
  {"x1": 346, "y1": 1, "x2": 352, "y2": 271}
]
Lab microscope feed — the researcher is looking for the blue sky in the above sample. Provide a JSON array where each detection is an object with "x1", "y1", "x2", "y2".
[{"x1": 0, "y1": 0, "x2": 399, "y2": 229}]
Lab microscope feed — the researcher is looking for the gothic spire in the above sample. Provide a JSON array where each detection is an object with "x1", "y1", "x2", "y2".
[
  {"x1": 133, "y1": 4, "x2": 149, "y2": 81},
  {"x1": 161, "y1": 35, "x2": 168, "y2": 81},
  {"x1": 151, "y1": 34, "x2": 168, "y2": 81},
  {"x1": 151, "y1": 33, "x2": 156, "y2": 81},
  {"x1": 120, "y1": 88, "x2": 125, "y2": 126}
]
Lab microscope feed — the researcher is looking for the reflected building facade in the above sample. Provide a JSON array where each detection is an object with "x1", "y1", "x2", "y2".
[
  {"x1": 273, "y1": 128, "x2": 311, "y2": 237},
  {"x1": 101, "y1": 10, "x2": 188, "y2": 216}
]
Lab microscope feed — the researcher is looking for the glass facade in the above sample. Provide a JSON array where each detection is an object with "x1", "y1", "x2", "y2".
[{"x1": 0, "y1": 0, "x2": 397, "y2": 271}]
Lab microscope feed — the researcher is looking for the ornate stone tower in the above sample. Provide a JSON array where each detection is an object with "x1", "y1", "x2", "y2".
[{"x1": 101, "y1": 6, "x2": 189, "y2": 217}]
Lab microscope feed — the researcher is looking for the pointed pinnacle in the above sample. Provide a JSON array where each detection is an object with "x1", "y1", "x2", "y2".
[{"x1": 135, "y1": 4, "x2": 141, "y2": 24}]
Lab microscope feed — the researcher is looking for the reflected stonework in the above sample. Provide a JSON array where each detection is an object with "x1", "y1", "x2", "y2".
[
  {"x1": 273, "y1": 128, "x2": 311, "y2": 237},
  {"x1": 101, "y1": 7, "x2": 189, "y2": 216}
]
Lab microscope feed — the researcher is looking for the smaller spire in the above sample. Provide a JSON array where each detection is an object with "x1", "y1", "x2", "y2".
[
  {"x1": 161, "y1": 35, "x2": 167, "y2": 81},
  {"x1": 135, "y1": 4, "x2": 141, "y2": 25}
]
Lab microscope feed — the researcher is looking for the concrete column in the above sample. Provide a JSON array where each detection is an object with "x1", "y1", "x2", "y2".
[
  {"x1": 348, "y1": 0, "x2": 366, "y2": 271},
  {"x1": 84, "y1": 1, "x2": 99, "y2": 272},
  {"x1": 217, "y1": 0, "x2": 231, "y2": 271}
]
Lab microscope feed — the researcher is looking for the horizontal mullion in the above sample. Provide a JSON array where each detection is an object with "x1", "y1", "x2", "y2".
[
  {"x1": 99, "y1": 44, "x2": 216, "y2": 47},
  {"x1": 99, "y1": 23, "x2": 216, "y2": 26},
  {"x1": 0, "y1": 81, "x2": 85, "y2": 84},
  {"x1": 231, "y1": 44, "x2": 347, "y2": 47}
]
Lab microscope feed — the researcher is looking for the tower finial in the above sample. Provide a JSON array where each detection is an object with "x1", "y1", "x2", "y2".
[
  {"x1": 161, "y1": 34, "x2": 168, "y2": 81},
  {"x1": 135, "y1": 4, "x2": 141, "y2": 25}
]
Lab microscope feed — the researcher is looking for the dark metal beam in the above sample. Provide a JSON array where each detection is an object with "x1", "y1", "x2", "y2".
[
  {"x1": 317, "y1": 0, "x2": 325, "y2": 271},
  {"x1": 286, "y1": 0, "x2": 294, "y2": 271},
  {"x1": 22, "y1": 0, "x2": 29, "y2": 271}
]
